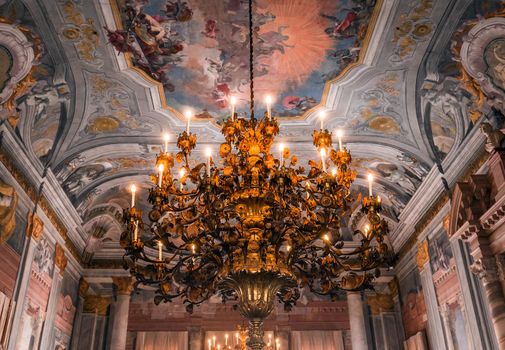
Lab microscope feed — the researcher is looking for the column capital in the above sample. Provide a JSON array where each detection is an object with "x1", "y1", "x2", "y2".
[
  {"x1": 416, "y1": 240, "x2": 429, "y2": 272},
  {"x1": 367, "y1": 293, "x2": 394, "y2": 316},
  {"x1": 26, "y1": 212, "x2": 43, "y2": 240},
  {"x1": 83, "y1": 295, "x2": 111, "y2": 316},
  {"x1": 54, "y1": 243, "x2": 67, "y2": 275},
  {"x1": 112, "y1": 276, "x2": 134, "y2": 295},
  {"x1": 79, "y1": 277, "x2": 90, "y2": 297}
]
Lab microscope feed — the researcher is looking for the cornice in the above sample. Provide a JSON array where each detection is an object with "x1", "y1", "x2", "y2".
[{"x1": 0, "y1": 124, "x2": 84, "y2": 271}]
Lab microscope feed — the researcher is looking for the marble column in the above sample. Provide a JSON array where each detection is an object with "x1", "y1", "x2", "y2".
[
  {"x1": 439, "y1": 303, "x2": 455, "y2": 350},
  {"x1": 79, "y1": 295, "x2": 111, "y2": 350},
  {"x1": 188, "y1": 327, "x2": 203, "y2": 350},
  {"x1": 417, "y1": 240, "x2": 448, "y2": 350},
  {"x1": 367, "y1": 292, "x2": 403, "y2": 350},
  {"x1": 347, "y1": 291, "x2": 368, "y2": 350},
  {"x1": 39, "y1": 243, "x2": 67, "y2": 350},
  {"x1": 471, "y1": 255, "x2": 505, "y2": 349},
  {"x1": 451, "y1": 239, "x2": 495, "y2": 350},
  {"x1": 7, "y1": 213, "x2": 43, "y2": 350},
  {"x1": 70, "y1": 278, "x2": 89, "y2": 350},
  {"x1": 109, "y1": 277, "x2": 133, "y2": 350}
]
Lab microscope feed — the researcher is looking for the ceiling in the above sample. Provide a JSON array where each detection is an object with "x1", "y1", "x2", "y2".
[{"x1": 1, "y1": 0, "x2": 498, "y2": 262}]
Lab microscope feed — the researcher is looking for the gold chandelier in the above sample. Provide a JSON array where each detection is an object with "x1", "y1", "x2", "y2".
[{"x1": 119, "y1": 1, "x2": 393, "y2": 349}]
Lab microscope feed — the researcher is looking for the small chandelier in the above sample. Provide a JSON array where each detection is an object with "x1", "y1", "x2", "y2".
[{"x1": 119, "y1": 1, "x2": 394, "y2": 349}]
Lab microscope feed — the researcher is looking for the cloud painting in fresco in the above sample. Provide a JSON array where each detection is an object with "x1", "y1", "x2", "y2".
[{"x1": 109, "y1": 0, "x2": 377, "y2": 119}]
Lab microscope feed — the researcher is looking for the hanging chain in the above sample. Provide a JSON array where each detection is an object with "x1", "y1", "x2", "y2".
[{"x1": 248, "y1": 0, "x2": 255, "y2": 119}]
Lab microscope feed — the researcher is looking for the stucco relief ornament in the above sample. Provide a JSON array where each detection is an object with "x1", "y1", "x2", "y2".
[
  {"x1": 416, "y1": 240, "x2": 429, "y2": 271},
  {"x1": 54, "y1": 243, "x2": 68, "y2": 275},
  {"x1": 0, "y1": 180, "x2": 18, "y2": 244},
  {"x1": 460, "y1": 17, "x2": 505, "y2": 115},
  {"x1": 26, "y1": 212, "x2": 43, "y2": 241},
  {"x1": 480, "y1": 122, "x2": 505, "y2": 153},
  {"x1": 470, "y1": 257, "x2": 500, "y2": 284},
  {"x1": 0, "y1": 20, "x2": 41, "y2": 126}
]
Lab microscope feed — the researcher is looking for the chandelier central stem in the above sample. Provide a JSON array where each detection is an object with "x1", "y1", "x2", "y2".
[{"x1": 248, "y1": 0, "x2": 255, "y2": 119}]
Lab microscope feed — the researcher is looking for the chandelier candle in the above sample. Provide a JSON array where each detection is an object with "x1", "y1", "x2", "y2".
[
  {"x1": 230, "y1": 96, "x2": 237, "y2": 121},
  {"x1": 158, "y1": 164, "x2": 164, "y2": 187},
  {"x1": 265, "y1": 95, "x2": 272, "y2": 119},
  {"x1": 205, "y1": 148, "x2": 212, "y2": 177},
  {"x1": 158, "y1": 241, "x2": 163, "y2": 261},
  {"x1": 133, "y1": 220, "x2": 138, "y2": 241},
  {"x1": 278, "y1": 143, "x2": 285, "y2": 166},
  {"x1": 163, "y1": 133, "x2": 170, "y2": 153},
  {"x1": 336, "y1": 129, "x2": 343, "y2": 151},
  {"x1": 320, "y1": 148, "x2": 327, "y2": 172},
  {"x1": 130, "y1": 184, "x2": 136, "y2": 207},
  {"x1": 368, "y1": 173, "x2": 374, "y2": 196},
  {"x1": 320, "y1": 111, "x2": 326, "y2": 130},
  {"x1": 185, "y1": 110, "x2": 192, "y2": 133}
]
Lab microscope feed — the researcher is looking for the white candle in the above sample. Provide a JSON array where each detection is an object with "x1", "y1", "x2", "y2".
[
  {"x1": 230, "y1": 96, "x2": 236, "y2": 121},
  {"x1": 278, "y1": 143, "x2": 285, "y2": 166},
  {"x1": 336, "y1": 129, "x2": 343, "y2": 151},
  {"x1": 180, "y1": 168, "x2": 186, "y2": 190},
  {"x1": 133, "y1": 220, "x2": 138, "y2": 241},
  {"x1": 377, "y1": 195, "x2": 381, "y2": 203},
  {"x1": 163, "y1": 133, "x2": 170, "y2": 152},
  {"x1": 320, "y1": 110, "x2": 325, "y2": 130},
  {"x1": 225, "y1": 334, "x2": 228, "y2": 345},
  {"x1": 158, "y1": 241, "x2": 163, "y2": 261},
  {"x1": 158, "y1": 164, "x2": 164, "y2": 187},
  {"x1": 130, "y1": 184, "x2": 136, "y2": 207},
  {"x1": 235, "y1": 333, "x2": 239, "y2": 345},
  {"x1": 364, "y1": 224, "x2": 370, "y2": 238},
  {"x1": 205, "y1": 147, "x2": 212, "y2": 177},
  {"x1": 185, "y1": 110, "x2": 192, "y2": 133},
  {"x1": 368, "y1": 173, "x2": 373, "y2": 197},
  {"x1": 320, "y1": 148, "x2": 327, "y2": 172},
  {"x1": 191, "y1": 244, "x2": 196, "y2": 254},
  {"x1": 213, "y1": 336, "x2": 216, "y2": 347},
  {"x1": 208, "y1": 339, "x2": 212, "y2": 350},
  {"x1": 265, "y1": 95, "x2": 272, "y2": 119}
]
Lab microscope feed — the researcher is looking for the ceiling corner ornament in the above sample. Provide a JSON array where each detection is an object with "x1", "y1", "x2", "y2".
[
  {"x1": 459, "y1": 16, "x2": 505, "y2": 117},
  {"x1": 0, "y1": 20, "x2": 41, "y2": 127},
  {"x1": 114, "y1": 1, "x2": 394, "y2": 349},
  {"x1": 416, "y1": 239, "x2": 429, "y2": 271},
  {"x1": 79, "y1": 278, "x2": 90, "y2": 297}
]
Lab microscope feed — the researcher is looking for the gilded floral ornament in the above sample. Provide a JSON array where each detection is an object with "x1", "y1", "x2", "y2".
[{"x1": 0, "y1": 180, "x2": 17, "y2": 244}]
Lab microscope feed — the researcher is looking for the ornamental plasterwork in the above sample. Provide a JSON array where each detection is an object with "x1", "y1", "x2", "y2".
[
  {"x1": 460, "y1": 17, "x2": 505, "y2": 116},
  {"x1": 0, "y1": 22, "x2": 36, "y2": 103},
  {"x1": 80, "y1": 72, "x2": 152, "y2": 137},
  {"x1": 58, "y1": 0, "x2": 102, "y2": 66},
  {"x1": 416, "y1": 240, "x2": 429, "y2": 271},
  {"x1": 389, "y1": 0, "x2": 434, "y2": 64}
]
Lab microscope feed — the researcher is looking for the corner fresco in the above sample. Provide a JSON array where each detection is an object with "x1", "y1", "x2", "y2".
[{"x1": 107, "y1": 0, "x2": 379, "y2": 119}]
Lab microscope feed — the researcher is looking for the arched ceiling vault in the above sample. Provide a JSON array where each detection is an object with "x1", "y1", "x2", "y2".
[{"x1": 4, "y1": 0, "x2": 495, "y2": 260}]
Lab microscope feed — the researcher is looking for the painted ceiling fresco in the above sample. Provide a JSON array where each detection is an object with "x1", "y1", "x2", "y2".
[{"x1": 108, "y1": 0, "x2": 378, "y2": 119}]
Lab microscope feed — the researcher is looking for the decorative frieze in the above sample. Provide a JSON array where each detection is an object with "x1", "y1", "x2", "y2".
[{"x1": 26, "y1": 212, "x2": 43, "y2": 241}]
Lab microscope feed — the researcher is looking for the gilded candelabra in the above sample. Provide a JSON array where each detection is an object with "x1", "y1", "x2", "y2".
[{"x1": 118, "y1": 1, "x2": 394, "y2": 349}]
